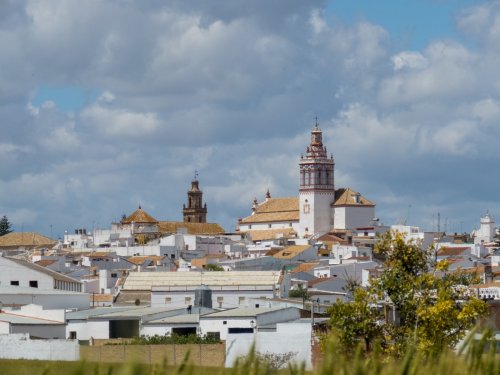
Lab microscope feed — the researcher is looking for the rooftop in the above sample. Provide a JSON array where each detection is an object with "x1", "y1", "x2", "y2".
[
  {"x1": 124, "y1": 271, "x2": 282, "y2": 290},
  {"x1": 158, "y1": 221, "x2": 225, "y2": 235},
  {"x1": 273, "y1": 245, "x2": 311, "y2": 260},
  {"x1": 0, "y1": 232, "x2": 56, "y2": 248},
  {"x1": 122, "y1": 207, "x2": 158, "y2": 224},
  {"x1": 332, "y1": 188, "x2": 374, "y2": 207},
  {"x1": 1, "y1": 256, "x2": 82, "y2": 284},
  {"x1": 240, "y1": 198, "x2": 299, "y2": 224}
]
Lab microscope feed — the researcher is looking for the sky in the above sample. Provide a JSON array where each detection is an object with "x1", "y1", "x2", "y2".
[{"x1": 1, "y1": 0, "x2": 500, "y2": 238}]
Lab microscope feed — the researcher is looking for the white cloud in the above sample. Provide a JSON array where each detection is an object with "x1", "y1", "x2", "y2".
[
  {"x1": 2, "y1": 0, "x2": 500, "y2": 235},
  {"x1": 81, "y1": 105, "x2": 160, "y2": 138},
  {"x1": 392, "y1": 51, "x2": 428, "y2": 70}
]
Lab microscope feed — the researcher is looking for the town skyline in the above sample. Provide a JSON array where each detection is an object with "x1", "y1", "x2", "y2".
[{"x1": 2, "y1": 0, "x2": 500, "y2": 238}]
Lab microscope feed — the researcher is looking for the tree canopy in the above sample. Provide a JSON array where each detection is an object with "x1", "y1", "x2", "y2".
[
  {"x1": 204, "y1": 263, "x2": 224, "y2": 271},
  {"x1": 0, "y1": 215, "x2": 13, "y2": 236},
  {"x1": 327, "y1": 231, "x2": 488, "y2": 356}
]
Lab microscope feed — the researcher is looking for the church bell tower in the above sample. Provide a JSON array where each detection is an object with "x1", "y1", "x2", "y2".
[
  {"x1": 183, "y1": 173, "x2": 207, "y2": 223},
  {"x1": 298, "y1": 122, "x2": 335, "y2": 237}
]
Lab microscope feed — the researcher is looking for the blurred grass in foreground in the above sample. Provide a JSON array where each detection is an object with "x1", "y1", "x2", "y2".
[{"x1": 0, "y1": 331, "x2": 498, "y2": 375}]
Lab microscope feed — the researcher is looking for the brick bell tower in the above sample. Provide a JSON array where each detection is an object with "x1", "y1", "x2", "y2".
[{"x1": 183, "y1": 172, "x2": 207, "y2": 223}]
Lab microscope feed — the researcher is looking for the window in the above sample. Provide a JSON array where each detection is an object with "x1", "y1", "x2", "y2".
[
  {"x1": 171, "y1": 254, "x2": 175, "y2": 259},
  {"x1": 69, "y1": 331, "x2": 77, "y2": 339},
  {"x1": 29, "y1": 280, "x2": 38, "y2": 288},
  {"x1": 238, "y1": 297, "x2": 246, "y2": 305},
  {"x1": 223, "y1": 320, "x2": 227, "y2": 325},
  {"x1": 185, "y1": 297, "x2": 192, "y2": 305},
  {"x1": 10, "y1": 280, "x2": 19, "y2": 286},
  {"x1": 165, "y1": 297, "x2": 172, "y2": 304},
  {"x1": 268, "y1": 224, "x2": 272, "y2": 228},
  {"x1": 111, "y1": 273, "x2": 117, "y2": 278},
  {"x1": 228, "y1": 328, "x2": 254, "y2": 334}
]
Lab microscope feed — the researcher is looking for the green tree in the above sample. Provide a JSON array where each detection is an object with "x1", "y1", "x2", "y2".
[
  {"x1": 0, "y1": 215, "x2": 12, "y2": 236},
  {"x1": 204, "y1": 263, "x2": 224, "y2": 271},
  {"x1": 327, "y1": 231, "x2": 488, "y2": 356},
  {"x1": 289, "y1": 284, "x2": 310, "y2": 299}
]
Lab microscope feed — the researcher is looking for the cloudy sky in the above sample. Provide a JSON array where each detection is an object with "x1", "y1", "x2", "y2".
[{"x1": 1, "y1": 0, "x2": 499, "y2": 238}]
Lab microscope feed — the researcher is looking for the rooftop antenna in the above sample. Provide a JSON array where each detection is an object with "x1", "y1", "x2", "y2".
[{"x1": 314, "y1": 116, "x2": 319, "y2": 127}]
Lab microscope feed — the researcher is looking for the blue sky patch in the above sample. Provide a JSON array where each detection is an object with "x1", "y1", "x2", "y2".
[
  {"x1": 326, "y1": 0, "x2": 479, "y2": 50},
  {"x1": 32, "y1": 85, "x2": 100, "y2": 111}
]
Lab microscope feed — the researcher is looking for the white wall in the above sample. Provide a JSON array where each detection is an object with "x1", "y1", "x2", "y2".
[
  {"x1": 0, "y1": 256, "x2": 54, "y2": 289},
  {"x1": 0, "y1": 333, "x2": 79, "y2": 361},
  {"x1": 299, "y1": 191, "x2": 335, "y2": 237},
  {"x1": 10, "y1": 324, "x2": 66, "y2": 339},
  {"x1": 200, "y1": 317, "x2": 254, "y2": 341},
  {"x1": 66, "y1": 320, "x2": 110, "y2": 340},
  {"x1": 335, "y1": 206, "x2": 375, "y2": 230},
  {"x1": 225, "y1": 321, "x2": 312, "y2": 369},
  {"x1": 151, "y1": 288, "x2": 275, "y2": 309}
]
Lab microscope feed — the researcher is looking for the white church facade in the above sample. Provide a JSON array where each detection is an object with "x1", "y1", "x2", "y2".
[{"x1": 237, "y1": 124, "x2": 375, "y2": 239}]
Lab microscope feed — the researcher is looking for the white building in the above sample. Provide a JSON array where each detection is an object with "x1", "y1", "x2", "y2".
[
  {"x1": 199, "y1": 306, "x2": 301, "y2": 341},
  {"x1": 0, "y1": 254, "x2": 82, "y2": 292},
  {"x1": 120, "y1": 271, "x2": 283, "y2": 309},
  {"x1": 237, "y1": 125, "x2": 375, "y2": 239},
  {"x1": 390, "y1": 225, "x2": 435, "y2": 249},
  {"x1": 473, "y1": 212, "x2": 496, "y2": 246}
]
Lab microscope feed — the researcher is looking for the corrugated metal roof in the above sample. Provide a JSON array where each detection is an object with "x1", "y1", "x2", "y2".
[
  {"x1": 89, "y1": 306, "x2": 182, "y2": 319},
  {"x1": 146, "y1": 314, "x2": 200, "y2": 325},
  {"x1": 201, "y1": 307, "x2": 285, "y2": 318},
  {"x1": 65, "y1": 306, "x2": 141, "y2": 320},
  {"x1": 123, "y1": 271, "x2": 281, "y2": 291}
]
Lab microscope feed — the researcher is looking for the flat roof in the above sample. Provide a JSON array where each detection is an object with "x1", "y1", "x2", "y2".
[{"x1": 0, "y1": 286, "x2": 88, "y2": 296}]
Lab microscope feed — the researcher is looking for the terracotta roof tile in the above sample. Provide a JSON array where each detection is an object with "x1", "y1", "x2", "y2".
[
  {"x1": 158, "y1": 221, "x2": 225, "y2": 235},
  {"x1": 240, "y1": 198, "x2": 299, "y2": 224},
  {"x1": 122, "y1": 207, "x2": 158, "y2": 224},
  {"x1": 0, "y1": 232, "x2": 56, "y2": 248},
  {"x1": 332, "y1": 188, "x2": 374, "y2": 207},
  {"x1": 241, "y1": 228, "x2": 297, "y2": 241},
  {"x1": 437, "y1": 247, "x2": 471, "y2": 256},
  {"x1": 127, "y1": 256, "x2": 165, "y2": 265},
  {"x1": 273, "y1": 245, "x2": 311, "y2": 259},
  {"x1": 291, "y1": 262, "x2": 320, "y2": 274}
]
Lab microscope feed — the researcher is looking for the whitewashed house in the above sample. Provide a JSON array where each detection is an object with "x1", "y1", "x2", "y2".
[
  {"x1": 199, "y1": 306, "x2": 301, "y2": 341},
  {"x1": 0, "y1": 254, "x2": 82, "y2": 292}
]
